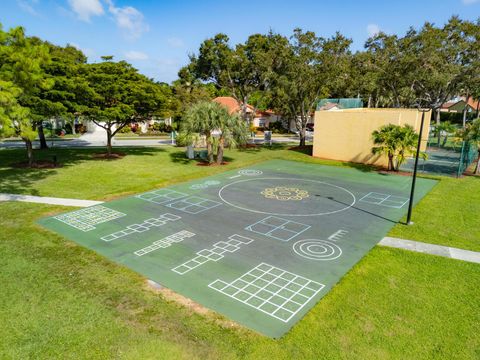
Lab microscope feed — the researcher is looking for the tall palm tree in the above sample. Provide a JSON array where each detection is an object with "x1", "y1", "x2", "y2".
[
  {"x1": 215, "y1": 112, "x2": 248, "y2": 164},
  {"x1": 395, "y1": 125, "x2": 427, "y2": 170},
  {"x1": 372, "y1": 124, "x2": 426, "y2": 171},
  {"x1": 371, "y1": 124, "x2": 400, "y2": 171},
  {"x1": 182, "y1": 101, "x2": 223, "y2": 163},
  {"x1": 181, "y1": 101, "x2": 247, "y2": 164}
]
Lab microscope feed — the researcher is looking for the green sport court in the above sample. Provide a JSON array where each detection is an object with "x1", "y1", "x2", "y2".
[{"x1": 38, "y1": 160, "x2": 437, "y2": 338}]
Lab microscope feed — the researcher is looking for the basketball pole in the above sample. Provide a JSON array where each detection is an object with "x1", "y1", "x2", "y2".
[{"x1": 406, "y1": 109, "x2": 427, "y2": 225}]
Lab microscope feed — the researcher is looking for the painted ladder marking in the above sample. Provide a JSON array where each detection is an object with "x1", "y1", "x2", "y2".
[
  {"x1": 101, "y1": 213, "x2": 181, "y2": 242},
  {"x1": 171, "y1": 234, "x2": 254, "y2": 275},
  {"x1": 134, "y1": 230, "x2": 195, "y2": 256}
]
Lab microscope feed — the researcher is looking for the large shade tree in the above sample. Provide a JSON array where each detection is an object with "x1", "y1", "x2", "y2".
[
  {"x1": 81, "y1": 59, "x2": 165, "y2": 155},
  {"x1": 0, "y1": 24, "x2": 51, "y2": 166}
]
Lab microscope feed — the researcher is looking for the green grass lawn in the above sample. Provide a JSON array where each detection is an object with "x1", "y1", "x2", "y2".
[{"x1": 0, "y1": 145, "x2": 479, "y2": 359}]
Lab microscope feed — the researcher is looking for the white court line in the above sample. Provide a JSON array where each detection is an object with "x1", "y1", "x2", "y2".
[
  {"x1": 209, "y1": 263, "x2": 325, "y2": 323},
  {"x1": 245, "y1": 216, "x2": 310, "y2": 242},
  {"x1": 328, "y1": 229, "x2": 348, "y2": 241},
  {"x1": 134, "y1": 230, "x2": 195, "y2": 256},
  {"x1": 172, "y1": 234, "x2": 253, "y2": 274},
  {"x1": 228, "y1": 175, "x2": 242, "y2": 179},
  {"x1": 54, "y1": 205, "x2": 126, "y2": 232},
  {"x1": 292, "y1": 240, "x2": 342, "y2": 261},
  {"x1": 359, "y1": 192, "x2": 408, "y2": 209},
  {"x1": 101, "y1": 213, "x2": 181, "y2": 242},
  {"x1": 165, "y1": 196, "x2": 222, "y2": 214},
  {"x1": 218, "y1": 177, "x2": 356, "y2": 217}
]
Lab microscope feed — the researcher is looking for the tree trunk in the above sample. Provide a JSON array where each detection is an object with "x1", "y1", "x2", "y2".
[
  {"x1": 38, "y1": 123, "x2": 48, "y2": 149},
  {"x1": 71, "y1": 119, "x2": 76, "y2": 135},
  {"x1": 476, "y1": 150, "x2": 480, "y2": 175},
  {"x1": 436, "y1": 109, "x2": 441, "y2": 146},
  {"x1": 216, "y1": 137, "x2": 224, "y2": 165},
  {"x1": 367, "y1": 95, "x2": 372, "y2": 108},
  {"x1": 388, "y1": 153, "x2": 394, "y2": 171},
  {"x1": 299, "y1": 128, "x2": 306, "y2": 147},
  {"x1": 205, "y1": 131, "x2": 214, "y2": 164},
  {"x1": 462, "y1": 95, "x2": 470, "y2": 128},
  {"x1": 24, "y1": 138, "x2": 34, "y2": 167},
  {"x1": 106, "y1": 130, "x2": 113, "y2": 156},
  {"x1": 442, "y1": 135, "x2": 448, "y2": 148}
]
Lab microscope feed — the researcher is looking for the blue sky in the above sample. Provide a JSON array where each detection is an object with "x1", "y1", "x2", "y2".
[{"x1": 1, "y1": 0, "x2": 479, "y2": 83}]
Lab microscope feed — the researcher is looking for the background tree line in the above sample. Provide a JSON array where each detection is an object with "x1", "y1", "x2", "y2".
[{"x1": 1, "y1": 17, "x2": 479, "y2": 164}]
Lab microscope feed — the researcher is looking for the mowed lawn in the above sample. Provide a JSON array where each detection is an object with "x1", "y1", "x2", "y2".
[{"x1": 0, "y1": 145, "x2": 479, "y2": 359}]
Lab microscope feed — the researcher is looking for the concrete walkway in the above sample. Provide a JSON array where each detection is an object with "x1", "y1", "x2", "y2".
[
  {"x1": 380, "y1": 237, "x2": 480, "y2": 264},
  {"x1": 0, "y1": 193, "x2": 103, "y2": 207}
]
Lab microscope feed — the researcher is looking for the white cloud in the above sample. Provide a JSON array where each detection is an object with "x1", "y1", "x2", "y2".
[
  {"x1": 17, "y1": 0, "x2": 40, "y2": 16},
  {"x1": 167, "y1": 37, "x2": 184, "y2": 48},
  {"x1": 125, "y1": 50, "x2": 149, "y2": 61},
  {"x1": 367, "y1": 23, "x2": 381, "y2": 37},
  {"x1": 68, "y1": 0, "x2": 104, "y2": 22},
  {"x1": 105, "y1": 0, "x2": 149, "y2": 40},
  {"x1": 462, "y1": 0, "x2": 480, "y2": 4}
]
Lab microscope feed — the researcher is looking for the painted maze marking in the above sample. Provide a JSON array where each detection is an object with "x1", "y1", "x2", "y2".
[
  {"x1": 245, "y1": 216, "x2": 310, "y2": 242},
  {"x1": 165, "y1": 196, "x2": 222, "y2": 214},
  {"x1": 292, "y1": 240, "x2": 342, "y2": 261},
  {"x1": 136, "y1": 189, "x2": 188, "y2": 205},
  {"x1": 54, "y1": 205, "x2": 126, "y2": 232},
  {"x1": 134, "y1": 230, "x2": 195, "y2": 256},
  {"x1": 190, "y1": 180, "x2": 221, "y2": 190},
  {"x1": 101, "y1": 213, "x2": 181, "y2": 242},
  {"x1": 238, "y1": 169, "x2": 263, "y2": 176},
  {"x1": 209, "y1": 263, "x2": 325, "y2": 323},
  {"x1": 359, "y1": 192, "x2": 409, "y2": 209},
  {"x1": 328, "y1": 229, "x2": 348, "y2": 241},
  {"x1": 171, "y1": 234, "x2": 254, "y2": 275}
]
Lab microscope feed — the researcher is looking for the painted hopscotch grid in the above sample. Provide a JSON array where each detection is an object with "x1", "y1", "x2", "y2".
[
  {"x1": 245, "y1": 216, "x2": 310, "y2": 242},
  {"x1": 172, "y1": 234, "x2": 254, "y2": 275},
  {"x1": 135, "y1": 189, "x2": 188, "y2": 205},
  {"x1": 359, "y1": 192, "x2": 409, "y2": 209},
  {"x1": 54, "y1": 205, "x2": 126, "y2": 232},
  {"x1": 134, "y1": 230, "x2": 195, "y2": 256},
  {"x1": 165, "y1": 196, "x2": 222, "y2": 214},
  {"x1": 209, "y1": 263, "x2": 325, "y2": 323},
  {"x1": 328, "y1": 229, "x2": 348, "y2": 241},
  {"x1": 101, "y1": 213, "x2": 181, "y2": 242}
]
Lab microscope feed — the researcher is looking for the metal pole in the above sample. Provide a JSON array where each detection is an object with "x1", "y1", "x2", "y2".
[{"x1": 406, "y1": 110, "x2": 426, "y2": 225}]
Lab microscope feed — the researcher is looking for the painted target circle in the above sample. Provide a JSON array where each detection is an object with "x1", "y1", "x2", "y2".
[
  {"x1": 238, "y1": 169, "x2": 263, "y2": 176},
  {"x1": 293, "y1": 240, "x2": 342, "y2": 261}
]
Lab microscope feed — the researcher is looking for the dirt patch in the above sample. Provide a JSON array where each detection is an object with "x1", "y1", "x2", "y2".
[
  {"x1": 91, "y1": 152, "x2": 126, "y2": 160},
  {"x1": 145, "y1": 281, "x2": 242, "y2": 331},
  {"x1": 378, "y1": 170, "x2": 412, "y2": 177},
  {"x1": 10, "y1": 160, "x2": 61, "y2": 169},
  {"x1": 240, "y1": 143, "x2": 258, "y2": 149},
  {"x1": 289, "y1": 145, "x2": 313, "y2": 155},
  {"x1": 196, "y1": 161, "x2": 229, "y2": 166}
]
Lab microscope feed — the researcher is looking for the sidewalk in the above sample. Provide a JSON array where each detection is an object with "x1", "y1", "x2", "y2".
[
  {"x1": 0, "y1": 193, "x2": 103, "y2": 207},
  {"x1": 380, "y1": 237, "x2": 480, "y2": 264}
]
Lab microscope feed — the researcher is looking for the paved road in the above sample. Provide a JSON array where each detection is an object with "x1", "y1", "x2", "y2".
[{"x1": 0, "y1": 136, "x2": 308, "y2": 149}]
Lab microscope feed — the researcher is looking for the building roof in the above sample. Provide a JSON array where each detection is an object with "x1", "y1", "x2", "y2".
[
  {"x1": 212, "y1": 96, "x2": 276, "y2": 117},
  {"x1": 318, "y1": 103, "x2": 342, "y2": 111},
  {"x1": 212, "y1": 97, "x2": 242, "y2": 114}
]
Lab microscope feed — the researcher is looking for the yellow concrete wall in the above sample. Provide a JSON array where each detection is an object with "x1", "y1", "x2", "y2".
[{"x1": 312, "y1": 108, "x2": 431, "y2": 167}]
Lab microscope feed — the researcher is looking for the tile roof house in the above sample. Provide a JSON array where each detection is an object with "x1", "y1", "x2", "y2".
[{"x1": 212, "y1": 96, "x2": 283, "y2": 128}]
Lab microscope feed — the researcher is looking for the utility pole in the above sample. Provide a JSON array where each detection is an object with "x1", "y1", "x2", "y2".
[{"x1": 406, "y1": 109, "x2": 428, "y2": 225}]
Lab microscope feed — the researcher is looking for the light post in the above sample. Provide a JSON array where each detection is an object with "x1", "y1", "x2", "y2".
[{"x1": 406, "y1": 108, "x2": 429, "y2": 225}]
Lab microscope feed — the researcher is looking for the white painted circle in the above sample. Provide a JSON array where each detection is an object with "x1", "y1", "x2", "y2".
[
  {"x1": 293, "y1": 240, "x2": 342, "y2": 261},
  {"x1": 238, "y1": 169, "x2": 263, "y2": 176},
  {"x1": 218, "y1": 177, "x2": 356, "y2": 217}
]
